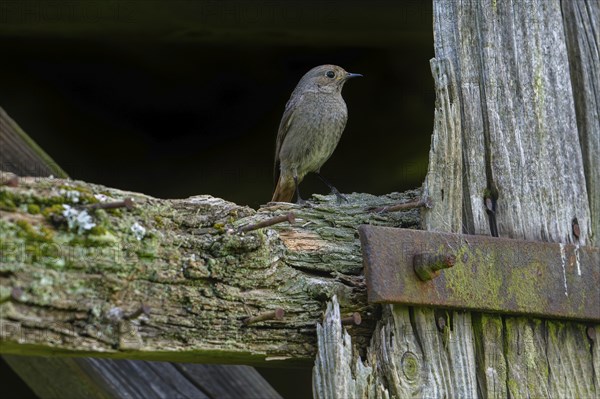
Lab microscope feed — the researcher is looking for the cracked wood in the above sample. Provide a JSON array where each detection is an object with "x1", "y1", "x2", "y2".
[{"x1": 0, "y1": 172, "x2": 420, "y2": 365}]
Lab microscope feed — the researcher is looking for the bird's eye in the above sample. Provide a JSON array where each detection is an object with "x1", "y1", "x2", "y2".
[{"x1": 326, "y1": 71, "x2": 335, "y2": 78}]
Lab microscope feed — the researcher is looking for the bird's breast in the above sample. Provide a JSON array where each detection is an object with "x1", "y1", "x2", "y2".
[
  {"x1": 280, "y1": 93, "x2": 349, "y2": 175},
  {"x1": 307, "y1": 94, "x2": 348, "y2": 133}
]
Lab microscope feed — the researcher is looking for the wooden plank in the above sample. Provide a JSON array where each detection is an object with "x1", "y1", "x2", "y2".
[
  {"x1": 427, "y1": 1, "x2": 600, "y2": 398},
  {"x1": 592, "y1": 326, "x2": 600, "y2": 392},
  {"x1": 5, "y1": 356, "x2": 283, "y2": 399},
  {"x1": 0, "y1": 107, "x2": 68, "y2": 179},
  {"x1": 546, "y1": 321, "x2": 596, "y2": 397},
  {"x1": 3, "y1": 356, "x2": 115, "y2": 399},
  {"x1": 473, "y1": 314, "x2": 507, "y2": 399},
  {"x1": 504, "y1": 318, "x2": 549, "y2": 398},
  {"x1": 561, "y1": 0, "x2": 600, "y2": 246},
  {"x1": 413, "y1": 308, "x2": 478, "y2": 398},
  {"x1": 173, "y1": 363, "x2": 282, "y2": 399},
  {"x1": 312, "y1": 296, "x2": 374, "y2": 399}
]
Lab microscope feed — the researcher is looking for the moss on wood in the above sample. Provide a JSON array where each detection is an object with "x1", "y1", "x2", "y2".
[{"x1": 0, "y1": 173, "x2": 421, "y2": 365}]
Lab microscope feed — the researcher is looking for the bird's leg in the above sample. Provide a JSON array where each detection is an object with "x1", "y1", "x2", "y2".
[
  {"x1": 294, "y1": 176, "x2": 307, "y2": 205},
  {"x1": 315, "y1": 173, "x2": 348, "y2": 203}
]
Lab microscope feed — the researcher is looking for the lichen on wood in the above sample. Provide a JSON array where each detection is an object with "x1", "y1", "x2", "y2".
[
  {"x1": 0, "y1": 171, "x2": 420, "y2": 365},
  {"x1": 313, "y1": 0, "x2": 599, "y2": 397}
]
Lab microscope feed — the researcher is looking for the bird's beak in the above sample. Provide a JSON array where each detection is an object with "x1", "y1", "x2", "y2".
[{"x1": 345, "y1": 72, "x2": 363, "y2": 80}]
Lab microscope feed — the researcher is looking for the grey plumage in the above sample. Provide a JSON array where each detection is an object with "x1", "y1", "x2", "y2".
[{"x1": 272, "y1": 64, "x2": 361, "y2": 202}]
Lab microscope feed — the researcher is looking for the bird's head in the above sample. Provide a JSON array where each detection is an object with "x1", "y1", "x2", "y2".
[{"x1": 297, "y1": 64, "x2": 362, "y2": 94}]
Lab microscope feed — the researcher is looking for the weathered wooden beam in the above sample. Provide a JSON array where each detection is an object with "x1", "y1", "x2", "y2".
[
  {"x1": 561, "y1": 0, "x2": 600, "y2": 246},
  {"x1": 0, "y1": 171, "x2": 420, "y2": 364},
  {"x1": 3, "y1": 355, "x2": 283, "y2": 399},
  {"x1": 0, "y1": 107, "x2": 68, "y2": 179}
]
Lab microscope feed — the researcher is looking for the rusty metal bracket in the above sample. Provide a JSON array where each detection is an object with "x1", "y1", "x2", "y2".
[{"x1": 359, "y1": 226, "x2": 600, "y2": 322}]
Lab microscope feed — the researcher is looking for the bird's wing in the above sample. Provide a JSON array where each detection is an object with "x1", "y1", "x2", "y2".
[{"x1": 273, "y1": 94, "x2": 302, "y2": 185}]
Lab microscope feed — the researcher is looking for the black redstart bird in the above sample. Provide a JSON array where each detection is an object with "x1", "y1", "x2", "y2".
[{"x1": 272, "y1": 64, "x2": 362, "y2": 203}]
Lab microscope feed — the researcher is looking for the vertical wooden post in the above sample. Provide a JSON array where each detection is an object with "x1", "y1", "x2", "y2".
[{"x1": 313, "y1": 1, "x2": 599, "y2": 397}]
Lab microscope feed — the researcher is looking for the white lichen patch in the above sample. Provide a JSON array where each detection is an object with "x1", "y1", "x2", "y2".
[
  {"x1": 62, "y1": 205, "x2": 96, "y2": 234},
  {"x1": 131, "y1": 222, "x2": 146, "y2": 241},
  {"x1": 107, "y1": 307, "x2": 124, "y2": 321},
  {"x1": 60, "y1": 188, "x2": 81, "y2": 203},
  {"x1": 559, "y1": 243, "x2": 568, "y2": 296},
  {"x1": 575, "y1": 244, "x2": 581, "y2": 276}
]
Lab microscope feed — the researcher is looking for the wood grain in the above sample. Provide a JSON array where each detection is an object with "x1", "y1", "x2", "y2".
[{"x1": 313, "y1": 1, "x2": 598, "y2": 397}]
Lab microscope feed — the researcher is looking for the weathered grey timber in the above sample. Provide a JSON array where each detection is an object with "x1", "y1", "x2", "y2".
[
  {"x1": 0, "y1": 107, "x2": 68, "y2": 181},
  {"x1": 313, "y1": 0, "x2": 599, "y2": 398},
  {"x1": 3, "y1": 356, "x2": 282, "y2": 399},
  {"x1": 0, "y1": 171, "x2": 420, "y2": 363},
  {"x1": 561, "y1": 0, "x2": 600, "y2": 246}
]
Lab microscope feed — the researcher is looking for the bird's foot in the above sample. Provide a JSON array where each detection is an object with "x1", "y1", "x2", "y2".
[
  {"x1": 295, "y1": 197, "x2": 308, "y2": 206},
  {"x1": 330, "y1": 188, "x2": 348, "y2": 204},
  {"x1": 331, "y1": 187, "x2": 349, "y2": 205}
]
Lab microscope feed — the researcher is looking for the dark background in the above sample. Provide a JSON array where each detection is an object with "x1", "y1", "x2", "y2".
[{"x1": 0, "y1": 1, "x2": 434, "y2": 398}]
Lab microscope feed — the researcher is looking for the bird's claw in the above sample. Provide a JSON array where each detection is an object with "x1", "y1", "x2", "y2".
[
  {"x1": 331, "y1": 188, "x2": 348, "y2": 204},
  {"x1": 335, "y1": 194, "x2": 348, "y2": 204}
]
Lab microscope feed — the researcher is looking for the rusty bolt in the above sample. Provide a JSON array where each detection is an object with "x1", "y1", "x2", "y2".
[
  {"x1": 243, "y1": 308, "x2": 285, "y2": 325},
  {"x1": 238, "y1": 213, "x2": 295, "y2": 233},
  {"x1": 341, "y1": 312, "x2": 362, "y2": 326},
  {"x1": 572, "y1": 218, "x2": 580, "y2": 240},
  {"x1": 436, "y1": 316, "x2": 446, "y2": 332},
  {"x1": 86, "y1": 198, "x2": 135, "y2": 211},
  {"x1": 413, "y1": 252, "x2": 456, "y2": 281}
]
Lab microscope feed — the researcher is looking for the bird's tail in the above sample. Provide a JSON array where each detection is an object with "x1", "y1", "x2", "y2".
[{"x1": 272, "y1": 176, "x2": 295, "y2": 202}]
